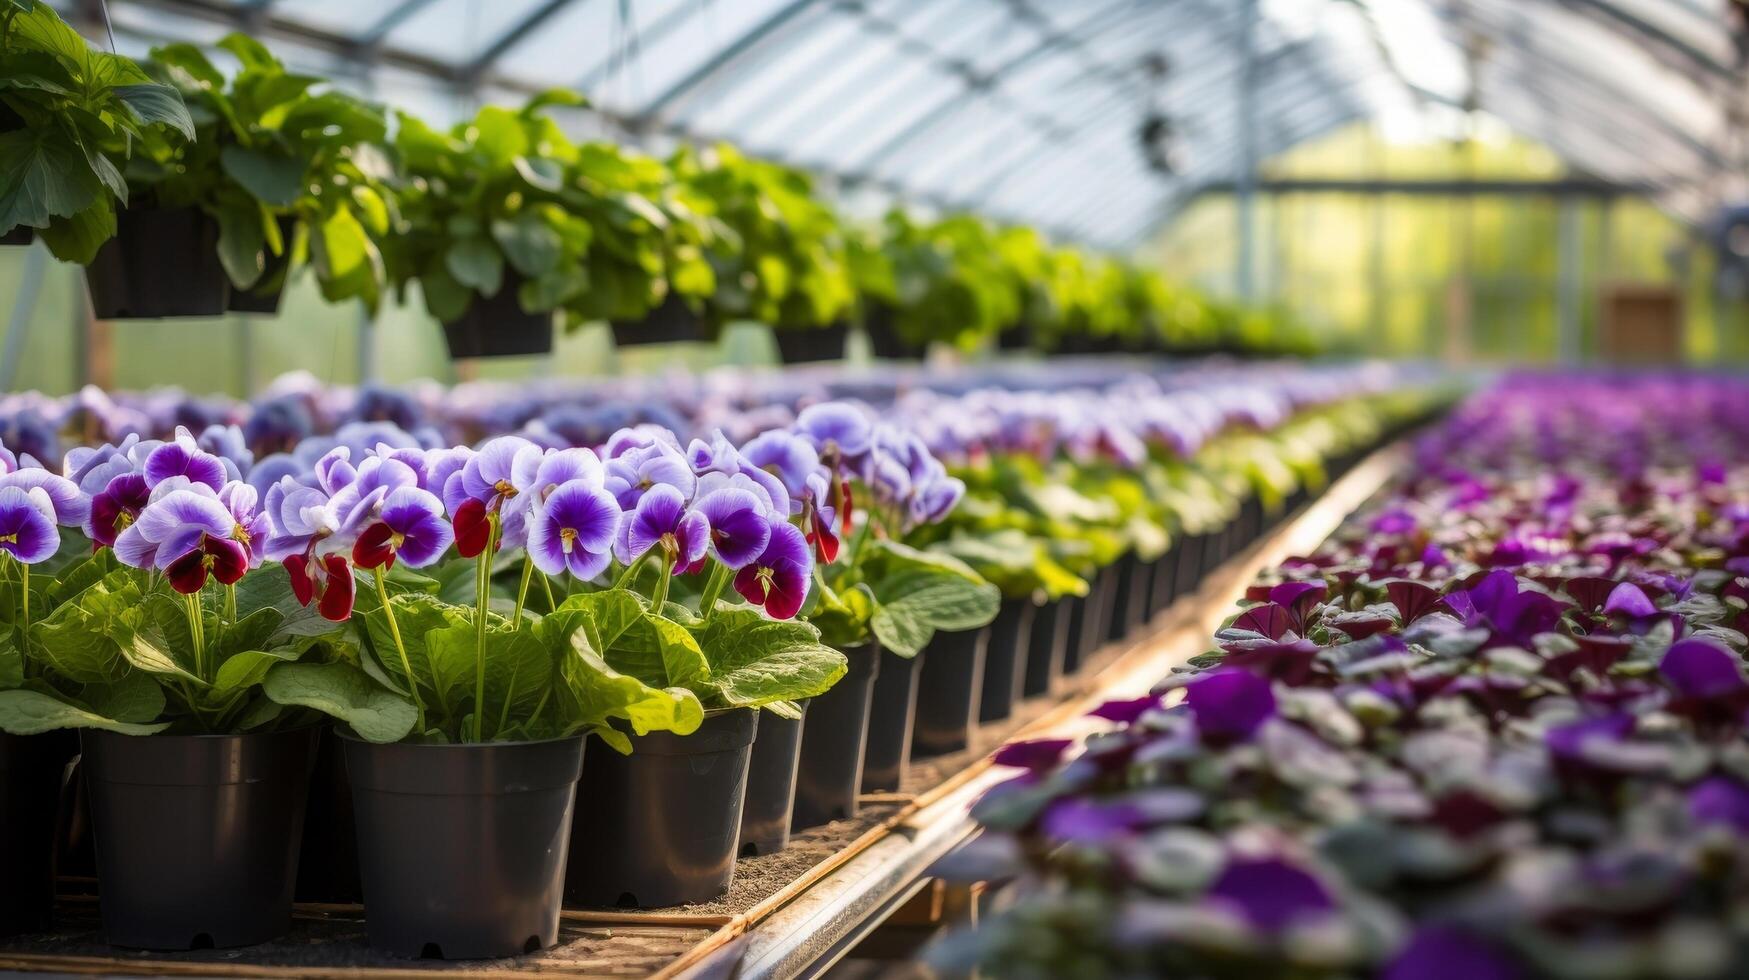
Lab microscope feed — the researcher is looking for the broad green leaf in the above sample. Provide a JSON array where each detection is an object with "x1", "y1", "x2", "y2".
[
  {"x1": 219, "y1": 145, "x2": 306, "y2": 206},
  {"x1": 114, "y1": 82, "x2": 195, "y2": 139},
  {"x1": 38, "y1": 197, "x2": 116, "y2": 264},
  {"x1": 445, "y1": 235, "x2": 504, "y2": 295},
  {"x1": 0, "y1": 634, "x2": 21, "y2": 689},
  {"x1": 212, "y1": 648, "x2": 302, "y2": 694},
  {"x1": 492, "y1": 212, "x2": 562, "y2": 278},
  {"x1": 79, "y1": 672, "x2": 165, "y2": 724},
  {"x1": 262, "y1": 661, "x2": 417, "y2": 744},
  {"x1": 0, "y1": 688, "x2": 167, "y2": 736},
  {"x1": 213, "y1": 200, "x2": 267, "y2": 288},
  {"x1": 0, "y1": 127, "x2": 101, "y2": 232},
  {"x1": 692, "y1": 608, "x2": 847, "y2": 709},
  {"x1": 868, "y1": 569, "x2": 1000, "y2": 658}
]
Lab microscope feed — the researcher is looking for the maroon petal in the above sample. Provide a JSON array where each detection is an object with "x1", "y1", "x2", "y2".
[
  {"x1": 352, "y1": 521, "x2": 397, "y2": 570},
  {"x1": 453, "y1": 498, "x2": 490, "y2": 559},
  {"x1": 165, "y1": 548, "x2": 209, "y2": 594}
]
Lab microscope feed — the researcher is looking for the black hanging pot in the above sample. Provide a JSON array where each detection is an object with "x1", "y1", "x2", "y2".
[
  {"x1": 85, "y1": 206, "x2": 230, "y2": 319},
  {"x1": 227, "y1": 215, "x2": 300, "y2": 315},
  {"x1": 440, "y1": 272, "x2": 554, "y2": 359},
  {"x1": 345, "y1": 734, "x2": 584, "y2": 958},
  {"x1": 792, "y1": 643, "x2": 879, "y2": 830},
  {"x1": 0, "y1": 730, "x2": 78, "y2": 937},
  {"x1": 912, "y1": 626, "x2": 989, "y2": 757},
  {"x1": 739, "y1": 704, "x2": 806, "y2": 857},
  {"x1": 1022, "y1": 597, "x2": 1072, "y2": 698},
  {"x1": 978, "y1": 598, "x2": 1037, "y2": 724},
  {"x1": 773, "y1": 321, "x2": 848, "y2": 364},
  {"x1": 862, "y1": 303, "x2": 922, "y2": 360},
  {"x1": 568, "y1": 711, "x2": 756, "y2": 909},
  {"x1": 861, "y1": 647, "x2": 925, "y2": 793},
  {"x1": 1, "y1": 226, "x2": 32, "y2": 246},
  {"x1": 294, "y1": 729, "x2": 360, "y2": 904},
  {"x1": 81, "y1": 727, "x2": 318, "y2": 950},
  {"x1": 608, "y1": 294, "x2": 706, "y2": 347},
  {"x1": 995, "y1": 321, "x2": 1034, "y2": 351}
]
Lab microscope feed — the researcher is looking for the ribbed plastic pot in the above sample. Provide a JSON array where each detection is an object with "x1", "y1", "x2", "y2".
[
  {"x1": 0, "y1": 730, "x2": 77, "y2": 937},
  {"x1": 82, "y1": 727, "x2": 318, "y2": 950},
  {"x1": 978, "y1": 598, "x2": 1037, "y2": 723},
  {"x1": 294, "y1": 729, "x2": 360, "y2": 903},
  {"x1": 1147, "y1": 546, "x2": 1180, "y2": 617},
  {"x1": 346, "y1": 734, "x2": 585, "y2": 957},
  {"x1": 1076, "y1": 566, "x2": 1119, "y2": 669},
  {"x1": 1022, "y1": 597, "x2": 1071, "y2": 697},
  {"x1": 1060, "y1": 595, "x2": 1090, "y2": 676},
  {"x1": 739, "y1": 704, "x2": 806, "y2": 857},
  {"x1": 861, "y1": 647, "x2": 924, "y2": 792},
  {"x1": 1120, "y1": 553, "x2": 1156, "y2": 637},
  {"x1": 440, "y1": 273, "x2": 554, "y2": 358},
  {"x1": 85, "y1": 207, "x2": 229, "y2": 318},
  {"x1": 792, "y1": 644, "x2": 879, "y2": 830},
  {"x1": 1176, "y1": 533, "x2": 1206, "y2": 599},
  {"x1": 567, "y1": 711, "x2": 755, "y2": 909},
  {"x1": 912, "y1": 627, "x2": 988, "y2": 757},
  {"x1": 608, "y1": 295, "x2": 706, "y2": 346}
]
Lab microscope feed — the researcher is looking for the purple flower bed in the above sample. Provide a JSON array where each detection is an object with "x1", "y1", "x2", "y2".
[{"x1": 944, "y1": 375, "x2": 1749, "y2": 979}]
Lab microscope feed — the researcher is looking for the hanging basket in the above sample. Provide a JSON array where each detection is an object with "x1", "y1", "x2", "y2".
[
  {"x1": 862, "y1": 304, "x2": 922, "y2": 360},
  {"x1": 85, "y1": 207, "x2": 230, "y2": 319},
  {"x1": 608, "y1": 295, "x2": 706, "y2": 347},
  {"x1": 440, "y1": 273, "x2": 555, "y2": 359},
  {"x1": 227, "y1": 216, "x2": 300, "y2": 315}
]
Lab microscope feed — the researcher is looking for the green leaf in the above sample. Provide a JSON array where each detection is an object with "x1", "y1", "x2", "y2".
[
  {"x1": 37, "y1": 197, "x2": 115, "y2": 264},
  {"x1": 0, "y1": 633, "x2": 21, "y2": 689},
  {"x1": 219, "y1": 145, "x2": 306, "y2": 206},
  {"x1": 692, "y1": 608, "x2": 847, "y2": 709},
  {"x1": 549, "y1": 591, "x2": 709, "y2": 690},
  {"x1": 869, "y1": 569, "x2": 1002, "y2": 658},
  {"x1": 113, "y1": 82, "x2": 195, "y2": 140},
  {"x1": 79, "y1": 672, "x2": 165, "y2": 724},
  {"x1": 30, "y1": 568, "x2": 142, "y2": 684},
  {"x1": 0, "y1": 127, "x2": 101, "y2": 232},
  {"x1": 0, "y1": 688, "x2": 168, "y2": 736},
  {"x1": 213, "y1": 200, "x2": 267, "y2": 288},
  {"x1": 445, "y1": 235, "x2": 504, "y2": 296},
  {"x1": 212, "y1": 648, "x2": 303, "y2": 694},
  {"x1": 121, "y1": 631, "x2": 205, "y2": 686},
  {"x1": 471, "y1": 105, "x2": 530, "y2": 164},
  {"x1": 262, "y1": 661, "x2": 417, "y2": 744},
  {"x1": 492, "y1": 212, "x2": 562, "y2": 278}
]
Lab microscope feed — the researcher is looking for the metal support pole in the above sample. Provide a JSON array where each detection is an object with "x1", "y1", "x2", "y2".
[
  {"x1": 0, "y1": 245, "x2": 48, "y2": 392},
  {"x1": 1557, "y1": 195, "x2": 1584, "y2": 365},
  {"x1": 1235, "y1": 0, "x2": 1260, "y2": 301},
  {"x1": 357, "y1": 304, "x2": 377, "y2": 384}
]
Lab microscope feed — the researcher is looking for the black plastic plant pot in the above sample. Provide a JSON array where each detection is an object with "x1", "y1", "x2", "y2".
[
  {"x1": 81, "y1": 727, "x2": 318, "y2": 950},
  {"x1": 294, "y1": 729, "x2": 360, "y2": 904},
  {"x1": 862, "y1": 304, "x2": 922, "y2": 360},
  {"x1": 1023, "y1": 597, "x2": 1072, "y2": 697},
  {"x1": 861, "y1": 647, "x2": 924, "y2": 793},
  {"x1": 912, "y1": 626, "x2": 989, "y2": 757},
  {"x1": 773, "y1": 322, "x2": 848, "y2": 364},
  {"x1": 1148, "y1": 547, "x2": 1180, "y2": 618},
  {"x1": 0, "y1": 730, "x2": 77, "y2": 937},
  {"x1": 227, "y1": 215, "x2": 299, "y2": 315},
  {"x1": 608, "y1": 295, "x2": 706, "y2": 347},
  {"x1": 346, "y1": 734, "x2": 584, "y2": 958},
  {"x1": 1, "y1": 226, "x2": 31, "y2": 246},
  {"x1": 1118, "y1": 553, "x2": 1156, "y2": 638},
  {"x1": 739, "y1": 704, "x2": 806, "y2": 857},
  {"x1": 568, "y1": 711, "x2": 754, "y2": 909},
  {"x1": 1106, "y1": 553, "x2": 1139, "y2": 644},
  {"x1": 440, "y1": 273, "x2": 554, "y2": 359},
  {"x1": 1177, "y1": 533, "x2": 1206, "y2": 598},
  {"x1": 85, "y1": 207, "x2": 229, "y2": 319},
  {"x1": 1060, "y1": 595, "x2": 1090, "y2": 676},
  {"x1": 978, "y1": 598, "x2": 1037, "y2": 724},
  {"x1": 1075, "y1": 567, "x2": 1118, "y2": 671},
  {"x1": 792, "y1": 644, "x2": 879, "y2": 830}
]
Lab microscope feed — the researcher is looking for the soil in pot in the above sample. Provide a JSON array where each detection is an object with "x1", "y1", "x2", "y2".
[
  {"x1": 608, "y1": 295, "x2": 706, "y2": 347},
  {"x1": 226, "y1": 216, "x2": 300, "y2": 315},
  {"x1": 0, "y1": 730, "x2": 78, "y2": 937},
  {"x1": 81, "y1": 726, "x2": 318, "y2": 950},
  {"x1": 440, "y1": 273, "x2": 554, "y2": 359},
  {"x1": 861, "y1": 647, "x2": 924, "y2": 793},
  {"x1": 1022, "y1": 597, "x2": 1072, "y2": 697},
  {"x1": 978, "y1": 598, "x2": 1037, "y2": 723},
  {"x1": 85, "y1": 207, "x2": 229, "y2": 319},
  {"x1": 912, "y1": 626, "x2": 989, "y2": 757},
  {"x1": 773, "y1": 322, "x2": 848, "y2": 364},
  {"x1": 739, "y1": 704, "x2": 806, "y2": 858},
  {"x1": 345, "y1": 734, "x2": 584, "y2": 958},
  {"x1": 568, "y1": 711, "x2": 755, "y2": 909},
  {"x1": 294, "y1": 729, "x2": 359, "y2": 904},
  {"x1": 792, "y1": 644, "x2": 879, "y2": 830}
]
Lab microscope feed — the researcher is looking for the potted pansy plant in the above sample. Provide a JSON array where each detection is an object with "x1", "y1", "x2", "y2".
[
  {"x1": 778, "y1": 402, "x2": 1000, "y2": 825},
  {"x1": 0, "y1": 428, "x2": 414, "y2": 950}
]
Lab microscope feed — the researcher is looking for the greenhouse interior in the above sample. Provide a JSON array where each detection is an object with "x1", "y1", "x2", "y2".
[{"x1": 0, "y1": 0, "x2": 1747, "y2": 978}]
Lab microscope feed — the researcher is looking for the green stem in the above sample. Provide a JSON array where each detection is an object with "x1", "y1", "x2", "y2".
[
  {"x1": 225, "y1": 583, "x2": 236, "y2": 627},
  {"x1": 375, "y1": 566, "x2": 427, "y2": 734},
  {"x1": 19, "y1": 559, "x2": 28, "y2": 641},
  {"x1": 612, "y1": 550, "x2": 652, "y2": 591},
  {"x1": 473, "y1": 515, "x2": 500, "y2": 742},
  {"x1": 540, "y1": 570, "x2": 557, "y2": 610},
  {"x1": 513, "y1": 554, "x2": 535, "y2": 628},
  {"x1": 698, "y1": 561, "x2": 731, "y2": 623},
  {"x1": 184, "y1": 590, "x2": 207, "y2": 683},
  {"x1": 649, "y1": 553, "x2": 675, "y2": 615},
  {"x1": 846, "y1": 511, "x2": 875, "y2": 571}
]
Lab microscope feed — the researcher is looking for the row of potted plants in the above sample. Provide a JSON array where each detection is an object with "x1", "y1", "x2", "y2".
[
  {"x1": 0, "y1": 6, "x2": 1312, "y2": 359},
  {"x1": 938, "y1": 373, "x2": 1749, "y2": 979},
  {"x1": 0, "y1": 361, "x2": 1444, "y2": 959}
]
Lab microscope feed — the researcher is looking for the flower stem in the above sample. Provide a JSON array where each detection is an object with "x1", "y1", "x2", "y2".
[
  {"x1": 225, "y1": 583, "x2": 236, "y2": 627},
  {"x1": 650, "y1": 554, "x2": 675, "y2": 615},
  {"x1": 540, "y1": 570, "x2": 557, "y2": 610},
  {"x1": 473, "y1": 515, "x2": 500, "y2": 742},
  {"x1": 374, "y1": 566, "x2": 426, "y2": 734},
  {"x1": 698, "y1": 562, "x2": 731, "y2": 623},
  {"x1": 184, "y1": 590, "x2": 206, "y2": 683},
  {"x1": 612, "y1": 551, "x2": 652, "y2": 591},
  {"x1": 19, "y1": 559, "x2": 29, "y2": 641},
  {"x1": 513, "y1": 554, "x2": 535, "y2": 628}
]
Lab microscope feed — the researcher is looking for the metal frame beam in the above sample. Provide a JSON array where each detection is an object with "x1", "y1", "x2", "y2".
[
  {"x1": 462, "y1": 0, "x2": 590, "y2": 83},
  {"x1": 637, "y1": 0, "x2": 828, "y2": 121}
]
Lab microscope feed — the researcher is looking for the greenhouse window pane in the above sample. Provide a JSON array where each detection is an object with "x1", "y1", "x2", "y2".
[
  {"x1": 280, "y1": 0, "x2": 431, "y2": 41},
  {"x1": 381, "y1": 0, "x2": 558, "y2": 65}
]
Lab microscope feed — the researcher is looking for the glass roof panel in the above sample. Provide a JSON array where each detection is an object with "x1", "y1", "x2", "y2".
[{"x1": 375, "y1": 0, "x2": 553, "y2": 64}]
